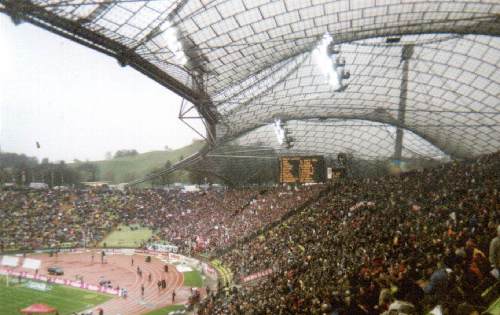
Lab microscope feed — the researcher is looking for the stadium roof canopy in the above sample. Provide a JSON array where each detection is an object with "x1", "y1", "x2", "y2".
[{"x1": 2, "y1": 0, "x2": 500, "y2": 167}]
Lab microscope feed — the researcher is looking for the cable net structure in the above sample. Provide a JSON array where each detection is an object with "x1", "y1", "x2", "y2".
[{"x1": 2, "y1": 0, "x2": 499, "y2": 182}]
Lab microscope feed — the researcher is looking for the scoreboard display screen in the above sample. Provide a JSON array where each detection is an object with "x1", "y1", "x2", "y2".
[{"x1": 279, "y1": 156, "x2": 325, "y2": 184}]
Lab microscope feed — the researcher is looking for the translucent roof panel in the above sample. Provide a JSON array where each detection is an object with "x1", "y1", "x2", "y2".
[
  {"x1": 229, "y1": 119, "x2": 451, "y2": 160},
  {"x1": 2, "y1": 0, "x2": 499, "y2": 161},
  {"x1": 217, "y1": 34, "x2": 500, "y2": 158},
  {"x1": 184, "y1": 0, "x2": 500, "y2": 95}
]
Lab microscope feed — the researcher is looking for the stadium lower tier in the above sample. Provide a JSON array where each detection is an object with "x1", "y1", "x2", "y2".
[
  {"x1": 200, "y1": 152, "x2": 500, "y2": 314},
  {"x1": 1, "y1": 152, "x2": 499, "y2": 314}
]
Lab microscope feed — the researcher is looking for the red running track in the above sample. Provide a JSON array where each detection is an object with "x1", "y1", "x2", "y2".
[{"x1": 11, "y1": 250, "x2": 193, "y2": 315}]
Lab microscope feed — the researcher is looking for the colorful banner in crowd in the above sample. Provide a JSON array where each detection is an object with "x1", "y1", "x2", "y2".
[
  {"x1": 201, "y1": 262, "x2": 217, "y2": 279},
  {"x1": 0, "y1": 268, "x2": 119, "y2": 295},
  {"x1": 240, "y1": 268, "x2": 273, "y2": 283}
]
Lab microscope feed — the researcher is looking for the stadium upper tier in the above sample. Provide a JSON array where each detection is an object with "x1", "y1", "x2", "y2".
[{"x1": 1, "y1": 0, "x2": 499, "y2": 161}]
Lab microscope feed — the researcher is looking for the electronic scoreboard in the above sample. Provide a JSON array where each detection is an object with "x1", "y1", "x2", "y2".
[{"x1": 279, "y1": 156, "x2": 325, "y2": 184}]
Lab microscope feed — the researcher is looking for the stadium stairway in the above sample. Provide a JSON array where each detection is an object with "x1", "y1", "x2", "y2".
[
  {"x1": 210, "y1": 259, "x2": 232, "y2": 286},
  {"x1": 482, "y1": 281, "x2": 500, "y2": 315},
  {"x1": 212, "y1": 184, "x2": 332, "y2": 258},
  {"x1": 483, "y1": 297, "x2": 500, "y2": 315}
]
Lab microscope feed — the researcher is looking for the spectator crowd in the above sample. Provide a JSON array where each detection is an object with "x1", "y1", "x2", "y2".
[
  {"x1": 199, "y1": 152, "x2": 499, "y2": 315},
  {"x1": 0, "y1": 184, "x2": 322, "y2": 254},
  {"x1": 1, "y1": 151, "x2": 499, "y2": 315}
]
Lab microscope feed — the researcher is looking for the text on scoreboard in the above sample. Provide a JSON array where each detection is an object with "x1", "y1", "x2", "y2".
[{"x1": 279, "y1": 156, "x2": 325, "y2": 183}]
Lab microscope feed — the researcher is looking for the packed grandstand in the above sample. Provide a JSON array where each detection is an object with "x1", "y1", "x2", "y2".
[
  {"x1": 1, "y1": 0, "x2": 500, "y2": 314},
  {"x1": 1, "y1": 152, "x2": 499, "y2": 314}
]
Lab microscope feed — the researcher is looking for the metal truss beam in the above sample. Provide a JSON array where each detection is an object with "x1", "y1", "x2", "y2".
[
  {"x1": 0, "y1": 0, "x2": 217, "y2": 143},
  {"x1": 127, "y1": 142, "x2": 211, "y2": 186},
  {"x1": 394, "y1": 44, "x2": 414, "y2": 161}
]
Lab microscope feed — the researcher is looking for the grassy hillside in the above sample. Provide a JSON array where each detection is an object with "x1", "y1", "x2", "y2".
[{"x1": 73, "y1": 140, "x2": 204, "y2": 184}]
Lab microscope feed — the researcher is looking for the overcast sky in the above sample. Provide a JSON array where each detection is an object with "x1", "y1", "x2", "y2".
[{"x1": 0, "y1": 15, "x2": 203, "y2": 163}]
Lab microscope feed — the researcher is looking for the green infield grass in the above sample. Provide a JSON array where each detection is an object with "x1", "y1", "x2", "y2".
[
  {"x1": 99, "y1": 224, "x2": 153, "y2": 247},
  {"x1": 0, "y1": 277, "x2": 112, "y2": 315},
  {"x1": 142, "y1": 304, "x2": 185, "y2": 315},
  {"x1": 182, "y1": 270, "x2": 203, "y2": 288}
]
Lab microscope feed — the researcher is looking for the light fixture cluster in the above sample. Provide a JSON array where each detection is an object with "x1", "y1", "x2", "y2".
[
  {"x1": 159, "y1": 21, "x2": 187, "y2": 66},
  {"x1": 273, "y1": 118, "x2": 285, "y2": 145},
  {"x1": 313, "y1": 33, "x2": 350, "y2": 92},
  {"x1": 273, "y1": 118, "x2": 294, "y2": 149}
]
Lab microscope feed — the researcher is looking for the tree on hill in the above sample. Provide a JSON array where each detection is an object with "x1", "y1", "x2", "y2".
[
  {"x1": 0, "y1": 152, "x2": 38, "y2": 169},
  {"x1": 188, "y1": 170, "x2": 204, "y2": 185},
  {"x1": 102, "y1": 170, "x2": 115, "y2": 183},
  {"x1": 122, "y1": 172, "x2": 137, "y2": 183},
  {"x1": 75, "y1": 161, "x2": 98, "y2": 181},
  {"x1": 0, "y1": 152, "x2": 80, "y2": 186},
  {"x1": 148, "y1": 161, "x2": 174, "y2": 187},
  {"x1": 161, "y1": 161, "x2": 174, "y2": 186},
  {"x1": 114, "y1": 149, "x2": 139, "y2": 159}
]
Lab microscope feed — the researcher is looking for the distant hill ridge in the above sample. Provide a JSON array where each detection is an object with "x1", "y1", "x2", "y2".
[{"x1": 72, "y1": 140, "x2": 205, "y2": 184}]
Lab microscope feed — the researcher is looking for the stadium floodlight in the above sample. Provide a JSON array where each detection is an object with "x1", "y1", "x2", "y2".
[
  {"x1": 327, "y1": 42, "x2": 340, "y2": 56},
  {"x1": 273, "y1": 118, "x2": 285, "y2": 145},
  {"x1": 285, "y1": 135, "x2": 295, "y2": 149},
  {"x1": 312, "y1": 33, "x2": 349, "y2": 92},
  {"x1": 336, "y1": 65, "x2": 350, "y2": 85},
  {"x1": 159, "y1": 21, "x2": 187, "y2": 66},
  {"x1": 335, "y1": 56, "x2": 346, "y2": 67}
]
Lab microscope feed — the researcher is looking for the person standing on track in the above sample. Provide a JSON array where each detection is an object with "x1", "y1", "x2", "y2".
[
  {"x1": 148, "y1": 272, "x2": 152, "y2": 282},
  {"x1": 172, "y1": 290, "x2": 176, "y2": 302},
  {"x1": 131, "y1": 257, "x2": 134, "y2": 266},
  {"x1": 157, "y1": 280, "x2": 161, "y2": 292},
  {"x1": 141, "y1": 284, "x2": 145, "y2": 297}
]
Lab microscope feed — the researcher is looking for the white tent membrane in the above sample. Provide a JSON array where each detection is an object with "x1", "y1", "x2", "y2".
[
  {"x1": 219, "y1": 34, "x2": 500, "y2": 159},
  {"x1": 231, "y1": 119, "x2": 450, "y2": 160},
  {"x1": 1, "y1": 0, "x2": 499, "y2": 164}
]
